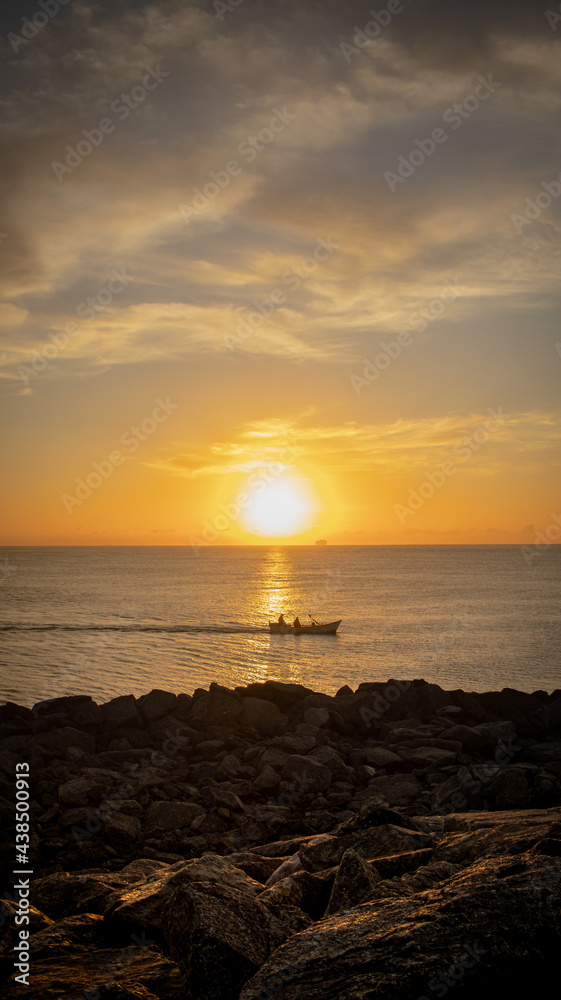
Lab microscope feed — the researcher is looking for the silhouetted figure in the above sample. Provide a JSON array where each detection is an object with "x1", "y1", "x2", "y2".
[
  {"x1": 278, "y1": 614, "x2": 287, "y2": 625},
  {"x1": 294, "y1": 616, "x2": 301, "y2": 628}
]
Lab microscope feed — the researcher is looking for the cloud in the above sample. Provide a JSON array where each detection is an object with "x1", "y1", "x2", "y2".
[{"x1": 145, "y1": 409, "x2": 561, "y2": 480}]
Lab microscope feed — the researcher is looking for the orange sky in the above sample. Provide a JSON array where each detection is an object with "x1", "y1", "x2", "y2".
[{"x1": 1, "y1": 1, "x2": 560, "y2": 546}]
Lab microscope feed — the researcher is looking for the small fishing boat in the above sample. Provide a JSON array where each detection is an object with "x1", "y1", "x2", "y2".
[{"x1": 269, "y1": 619, "x2": 341, "y2": 635}]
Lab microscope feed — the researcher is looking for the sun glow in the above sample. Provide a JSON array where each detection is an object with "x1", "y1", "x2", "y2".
[{"x1": 241, "y1": 477, "x2": 318, "y2": 537}]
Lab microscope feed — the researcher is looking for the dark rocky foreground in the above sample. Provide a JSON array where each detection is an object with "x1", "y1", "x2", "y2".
[{"x1": 1, "y1": 677, "x2": 561, "y2": 999}]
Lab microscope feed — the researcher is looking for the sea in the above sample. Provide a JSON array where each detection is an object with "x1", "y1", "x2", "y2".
[{"x1": 0, "y1": 545, "x2": 560, "y2": 709}]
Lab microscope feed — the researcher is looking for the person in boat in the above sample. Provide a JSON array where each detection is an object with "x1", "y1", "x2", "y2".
[
  {"x1": 278, "y1": 614, "x2": 287, "y2": 625},
  {"x1": 293, "y1": 616, "x2": 301, "y2": 628}
]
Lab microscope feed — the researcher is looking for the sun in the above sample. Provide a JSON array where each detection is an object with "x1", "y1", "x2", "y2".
[{"x1": 241, "y1": 477, "x2": 318, "y2": 537}]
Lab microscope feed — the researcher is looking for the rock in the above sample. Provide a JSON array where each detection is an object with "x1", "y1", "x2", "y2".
[
  {"x1": 366, "y1": 859, "x2": 461, "y2": 902},
  {"x1": 254, "y1": 764, "x2": 280, "y2": 792},
  {"x1": 224, "y1": 853, "x2": 288, "y2": 884},
  {"x1": 370, "y1": 847, "x2": 435, "y2": 879},
  {"x1": 220, "y1": 752, "x2": 244, "y2": 776},
  {"x1": 26, "y1": 912, "x2": 108, "y2": 959},
  {"x1": 1, "y1": 943, "x2": 185, "y2": 1000},
  {"x1": 144, "y1": 800, "x2": 205, "y2": 834},
  {"x1": 163, "y1": 880, "x2": 310, "y2": 1000},
  {"x1": 299, "y1": 825, "x2": 432, "y2": 871},
  {"x1": 36, "y1": 727, "x2": 96, "y2": 754},
  {"x1": 31, "y1": 872, "x2": 130, "y2": 919},
  {"x1": 106, "y1": 854, "x2": 264, "y2": 942},
  {"x1": 0, "y1": 899, "x2": 53, "y2": 966},
  {"x1": 441, "y1": 723, "x2": 491, "y2": 749},
  {"x1": 325, "y1": 848, "x2": 381, "y2": 914},
  {"x1": 265, "y1": 853, "x2": 303, "y2": 886},
  {"x1": 101, "y1": 695, "x2": 144, "y2": 730},
  {"x1": 476, "y1": 688, "x2": 550, "y2": 736},
  {"x1": 259, "y1": 869, "x2": 329, "y2": 919},
  {"x1": 470, "y1": 720, "x2": 517, "y2": 747},
  {"x1": 281, "y1": 755, "x2": 332, "y2": 794},
  {"x1": 275, "y1": 730, "x2": 317, "y2": 753},
  {"x1": 58, "y1": 777, "x2": 94, "y2": 806},
  {"x1": 189, "y1": 690, "x2": 244, "y2": 729},
  {"x1": 396, "y1": 745, "x2": 458, "y2": 768},
  {"x1": 32, "y1": 695, "x2": 102, "y2": 729},
  {"x1": 361, "y1": 747, "x2": 402, "y2": 769},
  {"x1": 239, "y1": 853, "x2": 561, "y2": 1000},
  {"x1": 310, "y1": 745, "x2": 354, "y2": 783},
  {"x1": 337, "y1": 802, "x2": 418, "y2": 834},
  {"x1": 360, "y1": 772, "x2": 423, "y2": 807},
  {"x1": 524, "y1": 742, "x2": 561, "y2": 766},
  {"x1": 239, "y1": 697, "x2": 287, "y2": 735},
  {"x1": 236, "y1": 681, "x2": 316, "y2": 712},
  {"x1": 304, "y1": 708, "x2": 330, "y2": 728},
  {"x1": 138, "y1": 689, "x2": 178, "y2": 723},
  {"x1": 488, "y1": 768, "x2": 531, "y2": 808},
  {"x1": 103, "y1": 811, "x2": 142, "y2": 848}
]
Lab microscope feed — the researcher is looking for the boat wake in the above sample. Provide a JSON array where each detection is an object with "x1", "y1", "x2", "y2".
[{"x1": 0, "y1": 623, "x2": 270, "y2": 635}]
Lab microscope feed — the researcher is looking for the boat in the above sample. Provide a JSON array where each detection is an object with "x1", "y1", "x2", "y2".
[{"x1": 269, "y1": 619, "x2": 341, "y2": 635}]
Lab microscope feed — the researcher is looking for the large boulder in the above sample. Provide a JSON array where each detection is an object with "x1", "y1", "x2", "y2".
[
  {"x1": 138, "y1": 689, "x2": 178, "y2": 723},
  {"x1": 1, "y1": 942, "x2": 184, "y2": 1000},
  {"x1": 35, "y1": 727, "x2": 96, "y2": 754},
  {"x1": 238, "y1": 697, "x2": 287, "y2": 735},
  {"x1": 299, "y1": 825, "x2": 432, "y2": 871},
  {"x1": 239, "y1": 853, "x2": 561, "y2": 1000},
  {"x1": 487, "y1": 768, "x2": 531, "y2": 809},
  {"x1": 189, "y1": 690, "x2": 244, "y2": 730},
  {"x1": 100, "y1": 695, "x2": 144, "y2": 730},
  {"x1": 32, "y1": 695, "x2": 102, "y2": 730},
  {"x1": 105, "y1": 854, "x2": 264, "y2": 942},
  {"x1": 235, "y1": 682, "x2": 316, "y2": 712},
  {"x1": 31, "y1": 871, "x2": 133, "y2": 920},
  {"x1": 325, "y1": 848, "x2": 380, "y2": 915},
  {"x1": 163, "y1": 880, "x2": 310, "y2": 1000},
  {"x1": 476, "y1": 688, "x2": 550, "y2": 736}
]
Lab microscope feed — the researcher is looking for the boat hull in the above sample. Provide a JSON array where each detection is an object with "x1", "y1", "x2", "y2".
[{"x1": 269, "y1": 620, "x2": 341, "y2": 635}]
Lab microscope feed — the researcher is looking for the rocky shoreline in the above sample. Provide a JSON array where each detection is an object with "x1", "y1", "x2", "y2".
[{"x1": 1, "y1": 678, "x2": 561, "y2": 998}]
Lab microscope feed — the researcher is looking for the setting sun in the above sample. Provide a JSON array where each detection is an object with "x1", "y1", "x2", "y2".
[{"x1": 241, "y1": 477, "x2": 319, "y2": 537}]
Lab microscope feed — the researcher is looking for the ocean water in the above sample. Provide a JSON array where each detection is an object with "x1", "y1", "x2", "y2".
[{"x1": 0, "y1": 545, "x2": 560, "y2": 708}]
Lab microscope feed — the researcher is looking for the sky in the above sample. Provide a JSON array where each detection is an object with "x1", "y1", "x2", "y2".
[{"x1": 0, "y1": 0, "x2": 560, "y2": 545}]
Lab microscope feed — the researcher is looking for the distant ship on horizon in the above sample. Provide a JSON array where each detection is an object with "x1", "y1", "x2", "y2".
[{"x1": 315, "y1": 538, "x2": 328, "y2": 546}]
